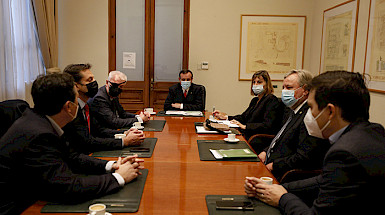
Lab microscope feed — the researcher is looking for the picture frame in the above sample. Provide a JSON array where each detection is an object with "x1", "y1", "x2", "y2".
[
  {"x1": 238, "y1": 15, "x2": 306, "y2": 81},
  {"x1": 319, "y1": 0, "x2": 359, "y2": 74},
  {"x1": 364, "y1": 0, "x2": 385, "y2": 93}
]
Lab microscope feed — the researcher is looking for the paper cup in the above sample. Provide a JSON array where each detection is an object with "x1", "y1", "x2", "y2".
[
  {"x1": 228, "y1": 133, "x2": 236, "y2": 141},
  {"x1": 89, "y1": 203, "x2": 106, "y2": 215},
  {"x1": 260, "y1": 177, "x2": 273, "y2": 185},
  {"x1": 134, "y1": 122, "x2": 142, "y2": 128}
]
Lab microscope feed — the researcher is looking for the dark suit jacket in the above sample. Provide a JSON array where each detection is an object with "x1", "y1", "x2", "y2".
[
  {"x1": 164, "y1": 83, "x2": 205, "y2": 111},
  {"x1": 265, "y1": 103, "x2": 330, "y2": 178},
  {"x1": 0, "y1": 109, "x2": 121, "y2": 215},
  {"x1": 228, "y1": 94, "x2": 284, "y2": 140},
  {"x1": 63, "y1": 104, "x2": 123, "y2": 154},
  {"x1": 280, "y1": 121, "x2": 385, "y2": 214},
  {"x1": 89, "y1": 85, "x2": 137, "y2": 129}
]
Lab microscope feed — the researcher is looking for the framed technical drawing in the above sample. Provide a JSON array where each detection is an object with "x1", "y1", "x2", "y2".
[
  {"x1": 319, "y1": 0, "x2": 359, "y2": 74},
  {"x1": 364, "y1": 0, "x2": 385, "y2": 93},
  {"x1": 238, "y1": 15, "x2": 306, "y2": 81}
]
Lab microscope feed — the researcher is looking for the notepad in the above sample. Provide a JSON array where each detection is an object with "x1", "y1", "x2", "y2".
[{"x1": 209, "y1": 149, "x2": 258, "y2": 159}]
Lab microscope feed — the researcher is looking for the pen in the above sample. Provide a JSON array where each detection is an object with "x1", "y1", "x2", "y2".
[{"x1": 212, "y1": 106, "x2": 215, "y2": 116}]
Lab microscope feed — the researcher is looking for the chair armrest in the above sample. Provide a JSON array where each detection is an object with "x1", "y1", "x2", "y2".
[
  {"x1": 247, "y1": 133, "x2": 275, "y2": 143},
  {"x1": 280, "y1": 169, "x2": 322, "y2": 184}
]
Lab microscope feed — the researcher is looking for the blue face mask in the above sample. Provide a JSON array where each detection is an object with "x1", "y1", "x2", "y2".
[
  {"x1": 181, "y1": 81, "x2": 191, "y2": 90},
  {"x1": 281, "y1": 87, "x2": 302, "y2": 107}
]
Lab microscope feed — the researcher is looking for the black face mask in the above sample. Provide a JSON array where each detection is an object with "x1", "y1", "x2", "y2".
[
  {"x1": 85, "y1": 81, "x2": 99, "y2": 98},
  {"x1": 109, "y1": 83, "x2": 123, "y2": 97}
]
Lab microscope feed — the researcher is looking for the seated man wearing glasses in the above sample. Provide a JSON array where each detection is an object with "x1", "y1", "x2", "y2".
[{"x1": 89, "y1": 71, "x2": 150, "y2": 129}]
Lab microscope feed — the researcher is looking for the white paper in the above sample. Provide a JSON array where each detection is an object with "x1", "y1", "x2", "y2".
[
  {"x1": 209, "y1": 119, "x2": 240, "y2": 128},
  {"x1": 123, "y1": 52, "x2": 136, "y2": 69},
  {"x1": 165, "y1": 110, "x2": 203, "y2": 116},
  {"x1": 209, "y1": 149, "x2": 223, "y2": 159},
  {"x1": 195, "y1": 126, "x2": 231, "y2": 134}
]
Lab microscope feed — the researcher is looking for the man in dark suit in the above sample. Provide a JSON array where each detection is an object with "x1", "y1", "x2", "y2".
[
  {"x1": 0, "y1": 73, "x2": 143, "y2": 215},
  {"x1": 245, "y1": 71, "x2": 385, "y2": 214},
  {"x1": 63, "y1": 64, "x2": 145, "y2": 154},
  {"x1": 88, "y1": 70, "x2": 150, "y2": 129},
  {"x1": 259, "y1": 70, "x2": 329, "y2": 178},
  {"x1": 164, "y1": 69, "x2": 205, "y2": 111}
]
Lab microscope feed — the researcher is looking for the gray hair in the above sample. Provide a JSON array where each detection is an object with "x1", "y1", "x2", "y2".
[
  {"x1": 108, "y1": 71, "x2": 127, "y2": 82},
  {"x1": 284, "y1": 69, "x2": 313, "y2": 91}
]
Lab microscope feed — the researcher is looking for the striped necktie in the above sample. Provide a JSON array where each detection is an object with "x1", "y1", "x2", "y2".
[{"x1": 265, "y1": 110, "x2": 294, "y2": 164}]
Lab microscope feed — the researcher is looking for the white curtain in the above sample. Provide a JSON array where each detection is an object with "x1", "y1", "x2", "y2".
[{"x1": 0, "y1": 0, "x2": 45, "y2": 102}]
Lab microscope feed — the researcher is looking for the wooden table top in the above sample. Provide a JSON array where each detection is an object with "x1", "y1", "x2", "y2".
[{"x1": 22, "y1": 114, "x2": 277, "y2": 215}]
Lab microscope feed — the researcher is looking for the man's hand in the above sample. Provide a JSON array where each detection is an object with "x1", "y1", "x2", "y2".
[
  {"x1": 244, "y1": 177, "x2": 287, "y2": 207},
  {"x1": 114, "y1": 155, "x2": 145, "y2": 183},
  {"x1": 266, "y1": 162, "x2": 273, "y2": 171},
  {"x1": 254, "y1": 179, "x2": 287, "y2": 207},
  {"x1": 171, "y1": 103, "x2": 181, "y2": 109},
  {"x1": 213, "y1": 110, "x2": 228, "y2": 120},
  {"x1": 230, "y1": 119, "x2": 246, "y2": 129},
  {"x1": 244, "y1": 177, "x2": 259, "y2": 197},
  {"x1": 258, "y1": 151, "x2": 267, "y2": 163},
  {"x1": 123, "y1": 129, "x2": 145, "y2": 146},
  {"x1": 139, "y1": 111, "x2": 150, "y2": 122}
]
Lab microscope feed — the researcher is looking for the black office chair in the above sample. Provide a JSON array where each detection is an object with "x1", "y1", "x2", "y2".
[
  {"x1": 201, "y1": 85, "x2": 206, "y2": 111},
  {"x1": 0, "y1": 99, "x2": 30, "y2": 138}
]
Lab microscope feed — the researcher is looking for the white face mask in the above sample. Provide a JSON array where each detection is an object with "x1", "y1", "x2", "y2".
[
  {"x1": 252, "y1": 85, "x2": 264, "y2": 95},
  {"x1": 303, "y1": 108, "x2": 331, "y2": 139},
  {"x1": 68, "y1": 101, "x2": 78, "y2": 121}
]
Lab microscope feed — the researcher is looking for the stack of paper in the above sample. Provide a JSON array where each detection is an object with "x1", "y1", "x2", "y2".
[
  {"x1": 165, "y1": 110, "x2": 203, "y2": 116},
  {"x1": 209, "y1": 149, "x2": 258, "y2": 159},
  {"x1": 209, "y1": 119, "x2": 240, "y2": 128}
]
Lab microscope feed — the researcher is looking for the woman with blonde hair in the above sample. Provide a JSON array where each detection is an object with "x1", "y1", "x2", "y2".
[{"x1": 214, "y1": 70, "x2": 283, "y2": 151}]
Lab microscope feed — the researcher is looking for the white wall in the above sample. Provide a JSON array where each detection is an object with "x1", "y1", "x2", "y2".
[
  {"x1": 58, "y1": 0, "x2": 385, "y2": 126},
  {"x1": 58, "y1": 0, "x2": 109, "y2": 87},
  {"x1": 308, "y1": 0, "x2": 385, "y2": 126},
  {"x1": 189, "y1": 0, "x2": 315, "y2": 115}
]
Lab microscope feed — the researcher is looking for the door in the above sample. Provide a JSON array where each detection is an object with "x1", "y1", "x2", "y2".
[{"x1": 109, "y1": 0, "x2": 189, "y2": 112}]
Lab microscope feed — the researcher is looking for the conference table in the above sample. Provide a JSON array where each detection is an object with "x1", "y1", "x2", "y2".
[{"x1": 22, "y1": 113, "x2": 278, "y2": 215}]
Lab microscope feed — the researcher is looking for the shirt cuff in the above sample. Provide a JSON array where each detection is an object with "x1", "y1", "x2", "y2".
[
  {"x1": 180, "y1": 103, "x2": 183, "y2": 109},
  {"x1": 112, "y1": 173, "x2": 125, "y2": 187},
  {"x1": 105, "y1": 161, "x2": 115, "y2": 172},
  {"x1": 135, "y1": 115, "x2": 143, "y2": 123}
]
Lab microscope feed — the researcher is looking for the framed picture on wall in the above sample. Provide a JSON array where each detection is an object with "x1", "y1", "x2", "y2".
[
  {"x1": 364, "y1": 0, "x2": 385, "y2": 93},
  {"x1": 238, "y1": 15, "x2": 306, "y2": 81},
  {"x1": 319, "y1": 0, "x2": 359, "y2": 74}
]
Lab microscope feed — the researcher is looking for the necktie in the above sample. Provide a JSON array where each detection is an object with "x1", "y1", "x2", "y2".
[
  {"x1": 84, "y1": 104, "x2": 90, "y2": 133},
  {"x1": 184, "y1": 90, "x2": 187, "y2": 98},
  {"x1": 265, "y1": 110, "x2": 294, "y2": 164}
]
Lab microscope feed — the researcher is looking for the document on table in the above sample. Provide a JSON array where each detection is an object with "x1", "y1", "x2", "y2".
[
  {"x1": 209, "y1": 119, "x2": 240, "y2": 128},
  {"x1": 195, "y1": 126, "x2": 231, "y2": 134},
  {"x1": 165, "y1": 110, "x2": 203, "y2": 116}
]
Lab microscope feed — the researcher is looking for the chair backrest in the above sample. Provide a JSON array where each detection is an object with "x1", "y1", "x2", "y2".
[
  {"x1": 201, "y1": 85, "x2": 206, "y2": 111},
  {"x1": 0, "y1": 99, "x2": 30, "y2": 138}
]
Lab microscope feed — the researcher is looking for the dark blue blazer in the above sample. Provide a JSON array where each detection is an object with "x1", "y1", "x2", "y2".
[
  {"x1": 164, "y1": 83, "x2": 205, "y2": 111},
  {"x1": 89, "y1": 85, "x2": 137, "y2": 129},
  {"x1": 229, "y1": 94, "x2": 284, "y2": 140},
  {"x1": 0, "y1": 109, "x2": 121, "y2": 215},
  {"x1": 280, "y1": 121, "x2": 385, "y2": 214},
  {"x1": 266, "y1": 103, "x2": 330, "y2": 178},
  {"x1": 63, "y1": 104, "x2": 123, "y2": 154}
]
